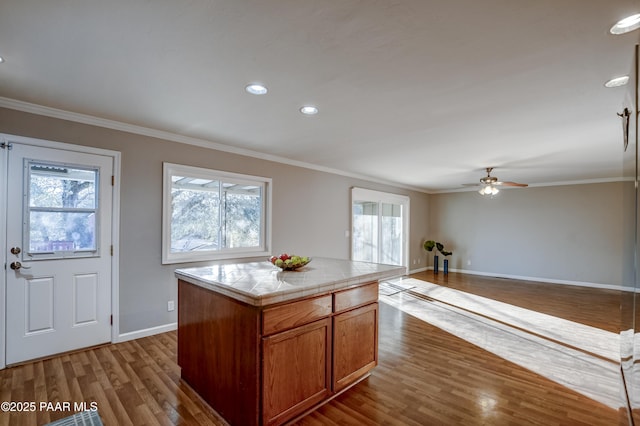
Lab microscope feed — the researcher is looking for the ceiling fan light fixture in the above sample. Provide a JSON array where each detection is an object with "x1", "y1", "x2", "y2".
[
  {"x1": 610, "y1": 13, "x2": 640, "y2": 35},
  {"x1": 479, "y1": 185, "x2": 499, "y2": 196},
  {"x1": 465, "y1": 168, "x2": 526, "y2": 194},
  {"x1": 604, "y1": 75, "x2": 629, "y2": 88}
]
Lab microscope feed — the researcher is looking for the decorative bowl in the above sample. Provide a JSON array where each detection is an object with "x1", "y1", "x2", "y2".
[{"x1": 269, "y1": 254, "x2": 311, "y2": 271}]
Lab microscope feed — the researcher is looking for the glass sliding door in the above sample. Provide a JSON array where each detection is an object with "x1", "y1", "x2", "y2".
[
  {"x1": 352, "y1": 201, "x2": 379, "y2": 262},
  {"x1": 380, "y1": 202, "x2": 403, "y2": 265},
  {"x1": 351, "y1": 188, "x2": 409, "y2": 271}
]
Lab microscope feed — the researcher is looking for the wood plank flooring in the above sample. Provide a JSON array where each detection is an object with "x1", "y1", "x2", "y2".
[
  {"x1": 0, "y1": 332, "x2": 227, "y2": 426},
  {"x1": 413, "y1": 271, "x2": 621, "y2": 333},
  {"x1": 0, "y1": 272, "x2": 625, "y2": 425}
]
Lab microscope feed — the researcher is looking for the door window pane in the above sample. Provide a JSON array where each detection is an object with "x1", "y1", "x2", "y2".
[
  {"x1": 29, "y1": 211, "x2": 96, "y2": 252},
  {"x1": 29, "y1": 165, "x2": 96, "y2": 208},
  {"x1": 352, "y1": 201, "x2": 379, "y2": 263},
  {"x1": 380, "y1": 203, "x2": 403, "y2": 265},
  {"x1": 27, "y1": 162, "x2": 99, "y2": 255}
]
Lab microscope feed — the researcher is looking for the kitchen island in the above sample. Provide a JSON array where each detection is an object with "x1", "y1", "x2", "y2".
[{"x1": 175, "y1": 257, "x2": 404, "y2": 426}]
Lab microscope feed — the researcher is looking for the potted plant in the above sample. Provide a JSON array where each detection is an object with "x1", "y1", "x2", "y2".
[{"x1": 423, "y1": 240, "x2": 453, "y2": 274}]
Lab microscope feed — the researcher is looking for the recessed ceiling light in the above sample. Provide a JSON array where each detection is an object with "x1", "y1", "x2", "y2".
[
  {"x1": 610, "y1": 13, "x2": 640, "y2": 34},
  {"x1": 604, "y1": 75, "x2": 630, "y2": 88},
  {"x1": 245, "y1": 83, "x2": 268, "y2": 95},
  {"x1": 300, "y1": 106, "x2": 319, "y2": 115},
  {"x1": 0, "y1": 56, "x2": 4, "y2": 63}
]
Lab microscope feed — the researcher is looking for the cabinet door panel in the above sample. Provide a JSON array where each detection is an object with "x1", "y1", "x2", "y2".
[
  {"x1": 333, "y1": 303, "x2": 378, "y2": 392},
  {"x1": 262, "y1": 318, "x2": 331, "y2": 425}
]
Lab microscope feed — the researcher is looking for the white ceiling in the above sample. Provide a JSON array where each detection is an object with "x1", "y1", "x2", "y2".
[{"x1": 0, "y1": 0, "x2": 638, "y2": 192}]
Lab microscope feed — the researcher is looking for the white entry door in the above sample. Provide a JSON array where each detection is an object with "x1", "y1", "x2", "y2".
[{"x1": 5, "y1": 142, "x2": 113, "y2": 365}]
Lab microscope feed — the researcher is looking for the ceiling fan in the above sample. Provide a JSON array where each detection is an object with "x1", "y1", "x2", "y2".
[{"x1": 464, "y1": 167, "x2": 528, "y2": 195}]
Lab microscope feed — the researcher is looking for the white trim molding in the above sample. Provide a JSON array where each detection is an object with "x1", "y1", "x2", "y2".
[
  {"x1": 428, "y1": 267, "x2": 627, "y2": 292},
  {"x1": 117, "y1": 322, "x2": 177, "y2": 343}
]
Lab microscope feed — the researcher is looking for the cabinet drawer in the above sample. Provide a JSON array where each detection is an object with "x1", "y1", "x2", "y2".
[
  {"x1": 262, "y1": 295, "x2": 332, "y2": 336},
  {"x1": 333, "y1": 282, "x2": 378, "y2": 313}
]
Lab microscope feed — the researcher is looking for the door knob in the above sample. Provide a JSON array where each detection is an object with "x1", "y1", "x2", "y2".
[
  {"x1": 10, "y1": 247, "x2": 21, "y2": 255},
  {"x1": 9, "y1": 261, "x2": 30, "y2": 271}
]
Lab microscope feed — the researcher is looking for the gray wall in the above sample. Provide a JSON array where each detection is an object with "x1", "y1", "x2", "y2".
[
  {"x1": 0, "y1": 107, "x2": 431, "y2": 333},
  {"x1": 0, "y1": 106, "x2": 625, "y2": 335},
  {"x1": 429, "y1": 183, "x2": 624, "y2": 287}
]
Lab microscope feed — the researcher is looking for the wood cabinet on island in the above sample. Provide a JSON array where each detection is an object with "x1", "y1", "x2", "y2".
[{"x1": 175, "y1": 257, "x2": 404, "y2": 426}]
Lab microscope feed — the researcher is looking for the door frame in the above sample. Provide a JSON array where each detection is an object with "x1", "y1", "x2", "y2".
[
  {"x1": 350, "y1": 187, "x2": 410, "y2": 275},
  {"x1": 0, "y1": 133, "x2": 121, "y2": 370}
]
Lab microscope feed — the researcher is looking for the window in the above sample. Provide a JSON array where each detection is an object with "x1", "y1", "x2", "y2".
[
  {"x1": 162, "y1": 163, "x2": 271, "y2": 264},
  {"x1": 26, "y1": 161, "x2": 99, "y2": 259}
]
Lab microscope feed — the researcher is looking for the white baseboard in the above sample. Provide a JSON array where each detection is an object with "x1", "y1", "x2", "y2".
[
  {"x1": 424, "y1": 267, "x2": 628, "y2": 292},
  {"x1": 117, "y1": 322, "x2": 177, "y2": 343},
  {"x1": 408, "y1": 266, "x2": 427, "y2": 275}
]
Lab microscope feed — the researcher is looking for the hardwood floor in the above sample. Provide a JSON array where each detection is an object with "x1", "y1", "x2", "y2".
[
  {"x1": 0, "y1": 272, "x2": 625, "y2": 425},
  {"x1": 412, "y1": 271, "x2": 621, "y2": 333},
  {"x1": 0, "y1": 333, "x2": 226, "y2": 426},
  {"x1": 299, "y1": 272, "x2": 623, "y2": 426}
]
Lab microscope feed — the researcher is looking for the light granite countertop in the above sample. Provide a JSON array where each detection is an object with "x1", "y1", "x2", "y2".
[{"x1": 175, "y1": 257, "x2": 406, "y2": 307}]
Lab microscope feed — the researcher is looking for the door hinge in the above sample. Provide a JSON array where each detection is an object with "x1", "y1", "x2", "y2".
[
  {"x1": 0, "y1": 142, "x2": 13, "y2": 150},
  {"x1": 110, "y1": 245, "x2": 113, "y2": 256},
  {"x1": 111, "y1": 175, "x2": 114, "y2": 186},
  {"x1": 110, "y1": 315, "x2": 113, "y2": 325}
]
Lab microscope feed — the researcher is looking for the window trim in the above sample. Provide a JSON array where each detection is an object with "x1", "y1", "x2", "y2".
[
  {"x1": 162, "y1": 162, "x2": 272, "y2": 264},
  {"x1": 24, "y1": 159, "x2": 101, "y2": 260}
]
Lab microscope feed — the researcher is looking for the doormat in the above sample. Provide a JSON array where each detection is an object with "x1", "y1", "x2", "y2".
[{"x1": 45, "y1": 410, "x2": 103, "y2": 426}]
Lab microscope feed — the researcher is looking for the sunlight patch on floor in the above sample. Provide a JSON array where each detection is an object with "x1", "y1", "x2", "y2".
[{"x1": 380, "y1": 277, "x2": 622, "y2": 409}]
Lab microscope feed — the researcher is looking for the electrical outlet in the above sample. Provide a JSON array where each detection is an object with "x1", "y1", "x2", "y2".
[
  {"x1": 467, "y1": 260, "x2": 471, "y2": 266},
  {"x1": 168, "y1": 300, "x2": 175, "y2": 312}
]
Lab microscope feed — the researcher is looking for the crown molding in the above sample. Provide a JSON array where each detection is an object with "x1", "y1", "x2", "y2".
[
  {"x1": 0, "y1": 97, "x2": 430, "y2": 194},
  {"x1": 0, "y1": 97, "x2": 619, "y2": 195}
]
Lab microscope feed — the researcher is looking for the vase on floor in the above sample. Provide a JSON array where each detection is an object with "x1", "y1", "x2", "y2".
[
  {"x1": 434, "y1": 255, "x2": 439, "y2": 274},
  {"x1": 444, "y1": 259, "x2": 449, "y2": 275}
]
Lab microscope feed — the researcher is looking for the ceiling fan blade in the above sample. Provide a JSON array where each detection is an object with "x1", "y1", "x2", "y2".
[
  {"x1": 496, "y1": 181, "x2": 528, "y2": 187},
  {"x1": 461, "y1": 168, "x2": 528, "y2": 188}
]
